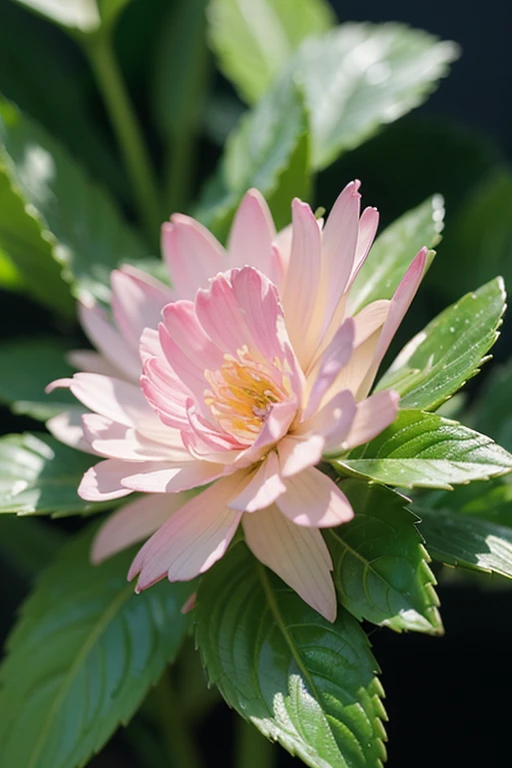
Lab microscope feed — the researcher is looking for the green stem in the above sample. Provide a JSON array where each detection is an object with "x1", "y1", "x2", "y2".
[
  {"x1": 153, "y1": 671, "x2": 205, "y2": 768},
  {"x1": 234, "y1": 717, "x2": 276, "y2": 768},
  {"x1": 166, "y1": 127, "x2": 196, "y2": 215},
  {"x1": 83, "y1": 31, "x2": 161, "y2": 242}
]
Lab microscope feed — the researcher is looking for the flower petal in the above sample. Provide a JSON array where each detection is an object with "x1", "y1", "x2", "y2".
[
  {"x1": 110, "y1": 266, "x2": 173, "y2": 352},
  {"x1": 91, "y1": 493, "x2": 186, "y2": 564},
  {"x1": 67, "y1": 350, "x2": 120, "y2": 377},
  {"x1": 78, "y1": 298, "x2": 140, "y2": 381},
  {"x1": 128, "y1": 474, "x2": 247, "y2": 587},
  {"x1": 343, "y1": 389, "x2": 399, "y2": 450},
  {"x1": 300, "y1": 390, "x2": 357, "y2": 455},
  {"x1": 161, "y1": 214, "x2": 226, "y2": 300},
  {"x1": 227, "y1": 189, "x2": 277, "y2": 282},
  {"x1": 229, "y1": 451, "x2": 286, "y2": 512},
  {"x1": 243, "y1": 506, "x2": 336, "y2": 621},
  {"x1": 276, "y1": 467, "x2": 354, "y2": 527},
  {"x1": 349, "y1": 205, "x2": 379, "y2": 287},
  {"x1": 46, "y1": 409, "x2": 95, "y2": 454},
  {"x1": 81, "y1": 413, "x2": 189, "y2": 461},
  {"x1": 78, "y1": 459, "x2": 134, "y2": 501},
  {"x1": 120, "y1": 460, "x2": 228, "y2": 493},
  {"x1": 277, "y1": 434, "x2": 325, "y2": 478},
  {"x1": 303, "y1": 318, "x2": 355, "y2": 420}
]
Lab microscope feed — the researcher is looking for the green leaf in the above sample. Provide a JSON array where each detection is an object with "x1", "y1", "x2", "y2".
[
  {"x1": 326, "y1": 481, "x2": 442, "y2": 634},
  {"x1": 9, "y1": 0, "x2": 134, "y2": 36},
  {"x1": 0, "y1": 433, "x2": 99, "y2": 516},
  {"x1": 0, "y1": 337, "x2": 77, "y2": 420},
  {"x1": 196, "y1": 81, "x2": 310, "y2": 239},
  {"x1": 334, "y1": 410, "x2": 512, "y2": 489},
  {"x1": 0, "y1": 516, "x2": 66, "y2": 579},
  {"x1": 196, "y1": 542, "x2": 387, "y2": 768},
  {"x1": 472, "y1": 360, "x2": 512, "y2": 453},
  {"x1": 416, "y1": 505, "x2": 512, "y2": 579},
  {"x1": 377, "y1": 277, "x2": 507, "y2": 410},
  {"x1": 208, "y1": 0, "x2": 335, "y2": 104},
  {"x1": 0, "y1": 525, "x2": 193, "y2": 768},
  {"x1": 0, "y1": 99, "x2": 148, "y2": 304},
  {"x1": 283, "y1": 23, "x2": 458, "y2": 170},
  {"x1": 348, "y1": 195, "x2": 444, "y2": 314}
]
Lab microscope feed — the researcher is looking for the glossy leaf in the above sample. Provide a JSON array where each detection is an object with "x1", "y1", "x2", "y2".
[
  {"x1": 0, "y1": 99, "x2": 148, "y2": 303},
  {"x1": 0, "y1": 337, "x2": 76, "y2": 420},
  {"x1": 9, "y1": 0, "x2": 134, "y2": 36},
  {"x1": 417, "y1": 506, "x2": 512, "y2": 579},
  {"x1": 196, "y1": 542, "x2": 387, "y2": 768},
  {"x1": 327, "y1": 481, "x2": 442, "y2": 634},
  {"x1": 196, "y1": 81, "x2": 310, "y2": 238},
  {"x1": 0, "y1": 433, "x2": 98, "y2": 516},
  {"x1": 334, "y1": 410, "x2": 512, "y2": 489},
  {"x1": 377, "y1": 277, "x2": 506, "y2": 410},
  {"x1": 208, "y1": 0, "x2": 335, "y2": 104},
  {"x1": 282, "y1": 23, "x2": 458, "y2": 170},
  {"x1": 0, "y1": 526, "x2": 193, "y2": 768},
  {"x1": 348, "y1": 195, "x2": 444, "y2": 314}
]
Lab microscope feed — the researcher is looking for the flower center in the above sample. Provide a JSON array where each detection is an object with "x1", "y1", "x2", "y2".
[{"x1": 204, "y1": 346, "x2": 291, "y2": 443}]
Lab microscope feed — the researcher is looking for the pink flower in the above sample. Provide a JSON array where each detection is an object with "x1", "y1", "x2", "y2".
[{"x1": 47, "y1": 181, "x2": 427, "y2": 621}]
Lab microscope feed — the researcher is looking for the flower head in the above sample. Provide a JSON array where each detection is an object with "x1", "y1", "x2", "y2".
[{"x1": 47, "y1": 181, "x2": 427, "y2": 621}]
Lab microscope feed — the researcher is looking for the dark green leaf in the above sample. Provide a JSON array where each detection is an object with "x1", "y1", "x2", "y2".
[
  {"x1": 334, "y1": 410, "x2": 512, "y2": 489},
  {"x1": 208, "y1": 0, "x2": 335, "y2": 104},
  {"x1": 0, "y1": 433, "x2": 99, "y2": 516},
  {"x1": 471, "y1": 361, "x2": 512, "y2": 453},
  {"x1": 0, "y1": 516, "x2": 66, "y2": 579},
  {"x1": 284, "y1": 23, "x2": 458, "y2": 170},
  {"x1": 349, "y1": 195, "x2": 444, "y2": 314},
  {"x1": 327, "y1": 481, "x2": 442, "y2": 634},
  {"x1": 196, "y1": 81, "x2": 310, "y2": 238},
  {"x1": 0, "y1": 525, "x2": 193, "y2": 768},
  {"x1": 0, "y1": 99, "x2": 148, "y2": 303},
  {"x1": 377, "y1": 278, "x2": 506, "y2": 410},
  {"x1": 417, "y1": 505, "x2": 512, "y2": 579},
  {"x1": 196, "y1": 542, "x2": 387, "y2": 768},
  {"x1": 0, "y1": 337, "x2": 77, "y2": 420}
]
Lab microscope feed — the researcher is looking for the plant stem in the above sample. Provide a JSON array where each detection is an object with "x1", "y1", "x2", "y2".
[
  {"x1": 166, "y1": 126, "x2": 196, "y2": 215},
  {"x1": 153, "y1": 670, "x2": 205, "y2": 768},
  {"x1": 234, "y1": 717, "x2": 276, "y2": 768},
  {"x1": 84, "y1": 31, "x2": 161, "y2": 242}
]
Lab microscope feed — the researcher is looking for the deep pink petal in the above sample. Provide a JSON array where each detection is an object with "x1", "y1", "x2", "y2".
[
  {"x1": 128, "y1": 474, "x2": 247, "y2": 587},
  {"x1": 227, "y1": 189, "x2": 277, "y2": 282},
  {"x1": 243, "y1": 506, "x2": 336, "y2": 621},
  {"x1": 91, "y1": 493, "x2": 186, "y2": 564},
  {"x1": 78, "y1": 459, "x2": 134, "y2": 501},
  {"x1": 276, "y1": 467, "x2": 354, "y2": 527},
  {"x1": 161, "y1": 214, "x2": 226, "y2": 300},
  {"x1": 343, "y1": 389, "x2": 399, "y2": 450},
  {"x1": 229, "y1": 451, "x2": 286, "y2": 512}
]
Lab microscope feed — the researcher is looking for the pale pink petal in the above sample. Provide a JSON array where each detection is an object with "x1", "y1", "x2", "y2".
[
  {"x1": 229, "y1": 451, "x2": 286, "y2": 512},
  {"x1": 120, "y1": 460, "x2": 229, "y2": 493},
  {"x1": 319, "y1": 180, "x2": 361, "y2": 333},
  {"x1": 227, "y1": 189, "x2": 277, "y2": 282},
  {"x1": 91, "y1": 493, "x2": 186, "y2": 564},
  {"x1": 161, "y1": 214, "x2": 226, "y2": 299},
  {"x1": 234, "y1": 400, "x2": 298, "y2": 467},
  {"x1": 243, "y1": 506, "x2": 336, "y2": 621},
  {"x1": 276, "y1": 467, "x2": 354, "y2": 527},
  {"x1": 281, "y1": 199, "x2": 323, "y2": 367},
  {"x1": 81, "y1": 413, "x2": 189, "y2": 461},
  {"x1": 140, "y1": 327, "x2": 161, "y2": 363},
  {"x1": 78, "y1": 298, "x2": 140, "y2": 380},
  {"x1": 273, "y1": 222, "x2": 293, "y2": 285},
  {"x1": 110, "y1": 266, "x2": 173, "y2": 352},
  {"x1": 141, "y1": 357, "x2": 192, "y2": 430},
  {"x1": 299, "y1": 390, "x2": 357, "y2": 455},
  {"x1": 277, "y1": 435, "x2": 325, "y2": 477},
  {"x1": 46, "y1": 409, "x2": 96, "y2": 454},
  {"x1": 348, "y1": 206, "x2": 379, "y2": 285},
  {"x1": 128, "y1": 473, "x2": 248, "y2": 587},
  {"x1": 356, "y1": 247, "x2": 428, "y2": 399},
  {"x1": 78, "y1": 459, "x2": 134, "y2": 501},
  {"x1": 333, "y1": 330, "x2": 381, "y2": 399},
  {"x1": 352, "y1": 300, "x2": 389, "y2": 346},
  {"x1": 67, "y1": 350, "x2": 120, "y2": 377},
  {"x1": 303, "y1": 318, "x2": 355, "y2": 420},
  {"x1": 343, "y1": 389, "x2": 399, "y2": 450}
]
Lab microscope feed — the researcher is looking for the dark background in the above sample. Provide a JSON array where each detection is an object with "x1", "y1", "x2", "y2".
[{"x1": 0, "y1": 0, "x2": 511, "y2": 766}]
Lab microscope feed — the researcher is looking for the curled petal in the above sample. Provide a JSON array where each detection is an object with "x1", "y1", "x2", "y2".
[
  {"x1": 229, "y1": 452, "x2": 286, "y2": 512},
  {"x1": 276, "y1": 467, "x2": 354, "y2": 527},
  {"x1": 78, "y1": 459, "x2": 133, "y2": 501}
]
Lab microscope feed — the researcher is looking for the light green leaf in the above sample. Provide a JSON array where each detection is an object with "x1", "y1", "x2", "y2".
[
  {"x1": 334, "y1": 410, "x2": 512, "y2": 489},
  {"x1": 196, "y1": 81, "x2": 310, "y2": 239},
  {"x1": 0, "y1": 525, "x2": 193, "y2": 768},
  {"x1": 196, "y1": 542, "x2": 387, "y2": 768},
  {"x1": 417, "y1": 505, "x2": 512, "y2": 579},
  {"x1": 0, "y1": 337, "x2": 77, "y2": 420},
  {"x1": 208, "y1": 0, "x2": 335, "y2": 104},
  {"x1": 0, "y1": 433, "x2": 99, "y2": 516},
  {"x1": 377, "y1": 277, "x2": 506, "y2": 410},
  {"x1": 284, "y1": 23, "x2": 458, "y2": 170},
  {"x1": 9, "y1": 0, "x2": 134, "y2": 36},
  {"x1": 327, "y1": 481, "x2": 442, "y2": 634},
  {"x1": 0, "y1": 99, "x2": 148, "y2": 304},
  {"x1": 348, "y1": 195, "x2": 444, "y2": 314}
]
